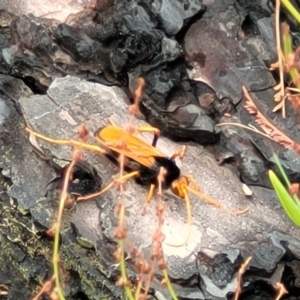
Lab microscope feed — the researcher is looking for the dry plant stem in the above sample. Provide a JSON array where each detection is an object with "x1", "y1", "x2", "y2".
[
  {"x1": 32, "y1": 160, "x2": 75, "y2": 300},
  {"x1": 124, "y1": 77, "x2": 178, "y2": 299},
  {"x1": 271, "y1": 0, "x2": 286, "y2": 116},
  {"x1": 117, "y1": 238, "x2": 134, "y2": 300},
  {"x1": 217, "y1": 122, "x2": 275, "y2": 140},
  {"x1": 32, "y1": 276, "x2": 55, "y2": 300},
  {"x1": 243, "y1": 86, "x2": 300, "y2": 152},
  {"x1": 143, "y1": 168, "x2": 165, "y2": 296},
  {"x1": 114, "y1": 77, "x2": 153, "y2": 299},
  {"x1": 134, "y1": 274, "x2": 144, "y2": 300},
  {"x1": 282, "y1": 23, "x2": 300, "y2": 84},
  {"x1": 233, "y1": 256, "x2": 252, "y2": 300},
  {"x1": 53, "y1": 153, "x2": 79, "y2": 300},
  {"x1": 161, "y1": 269, "x2": 178, "y2": 300},
  {"x1": 114, "y1": 143, "x2": 135, "y2": 299},
  {"x1": 126, "y1": 77, "x2": 145, "y2": 134},
  {"x1": 275, "y1": 282, "x2": 288, "y2": 300},
  {"x1": 151, "y1": 167, "x2": 178, "y2": 300}
]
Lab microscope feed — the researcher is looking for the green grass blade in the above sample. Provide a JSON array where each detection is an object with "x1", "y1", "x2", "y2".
[
  {"x1": 269, "y1": 170, "x2": 300, "y2": 226},
  {"x1": 281, "y1": 0, "x2": 300, "y2": 24},
  {"x1": 272, "y1": 154, "x2": 300, "y2": 208},
  {"x1": 272, "y1": 154, "x2": 291, "y2": 187}
]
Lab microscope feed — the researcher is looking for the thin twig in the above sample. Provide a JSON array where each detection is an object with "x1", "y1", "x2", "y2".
[{"x1": 233, "y1": 256, "x2": 252, "y2": 300}]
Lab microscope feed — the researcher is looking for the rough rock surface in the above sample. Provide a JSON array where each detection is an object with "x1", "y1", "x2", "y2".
[
  {"x1": 1, "y1": 0, "x2": 300, "y2": 299},
  {"x1": 17, "y1": 76, "x2": 300, "y2": 299}
]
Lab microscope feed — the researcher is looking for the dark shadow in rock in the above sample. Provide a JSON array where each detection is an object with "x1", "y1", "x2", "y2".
[{"x1": 132, "y1": 60, "x2": 221, "y2": 144}]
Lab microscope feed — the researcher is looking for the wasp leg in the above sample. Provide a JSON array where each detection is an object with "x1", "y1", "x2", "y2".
[
  {"x1": 25, "y1": 127, "x2": 107, "y2": 155},
  {"x1": 170, "y1": 146, "x2": 186, "y2": 160},
  {"x1": 77, "y1": 171, "x2": 140, "y2": 201},
  {"x1": 134, "y1": 126, "x2": 161, "y2": 147},
  {"x1": 142, "y1": 183, "x2": 156, "y2": 214}
]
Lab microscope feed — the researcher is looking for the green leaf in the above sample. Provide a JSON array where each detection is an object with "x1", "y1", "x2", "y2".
[
  {"x1": 269, "y1": 170, "x2": 300, "y2": 227},
  {"x1": 281, "y1": 0, "x2": 300, "y2": 24}
]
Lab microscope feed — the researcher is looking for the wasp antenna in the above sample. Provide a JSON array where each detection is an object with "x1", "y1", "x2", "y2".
[
  {"x1": 187, "y1": 186, "x2": 249, "y2": 215},
  {"x1": 166, "y1": 190, "x2": 192, "y2": 247},
  {"x1": 25, "y1": 127, "x2": 107, "y2": 155},
  {"x1": 187, "y1": 186, "x2": 224, "y2": 208}
]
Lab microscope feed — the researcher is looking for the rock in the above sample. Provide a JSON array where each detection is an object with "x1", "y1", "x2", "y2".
[{"x1": 17, "y1": 76, "x2": 300, "y2": 298}]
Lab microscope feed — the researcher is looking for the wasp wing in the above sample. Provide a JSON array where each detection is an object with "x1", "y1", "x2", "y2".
[{"x1": 95, "y1": 126, "x2": 166, "y2": 169}]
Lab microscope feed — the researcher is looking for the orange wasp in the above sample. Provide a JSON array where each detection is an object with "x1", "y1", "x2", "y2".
[{"x1": 25, "y1": 120, "x2": 248, "y2": 246}]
